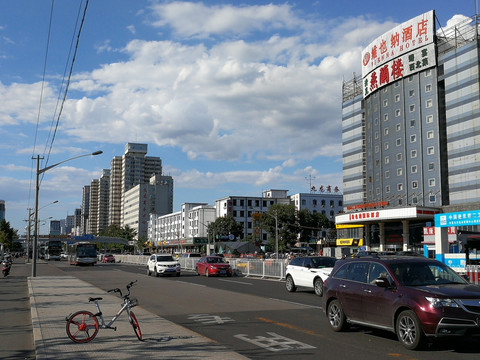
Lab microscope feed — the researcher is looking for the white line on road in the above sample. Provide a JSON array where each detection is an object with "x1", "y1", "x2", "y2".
[
  {"x1": 218, "y1": 279, "x2": 253, "y2": 285},
  {"x1": 269, "y1": 298, "x2": 323, "y2": 309},
  {"x1": 176, "y1": 281, "x2": 207, "y2": 287}
]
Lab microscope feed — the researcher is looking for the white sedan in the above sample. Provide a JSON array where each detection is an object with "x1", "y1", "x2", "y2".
[
  {"x1": 285, "y1": 256, "x2": 337, "y2": 296},
  {"x1": 147, "y1": 254, "x2": 181, "y2": 277}
]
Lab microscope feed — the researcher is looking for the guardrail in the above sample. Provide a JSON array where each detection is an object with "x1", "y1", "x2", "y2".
[{"x1": 115, "y1": 255, "x2": 287, "y2": 280}]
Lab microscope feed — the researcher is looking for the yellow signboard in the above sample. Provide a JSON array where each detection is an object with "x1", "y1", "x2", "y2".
[
  {"x1": 335, "y1": 224, "x2": 364, "y2": 229},
  {"x1": 336, "y1": 238, "x2": 364, "y2": 246}
]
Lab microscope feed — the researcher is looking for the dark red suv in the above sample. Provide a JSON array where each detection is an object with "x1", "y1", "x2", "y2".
[{"x1": 322, "y1": 255, "x2": 480, "y2": 350}]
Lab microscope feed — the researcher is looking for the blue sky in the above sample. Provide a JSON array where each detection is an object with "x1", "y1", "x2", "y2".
[{"x1": 0, "y1": 1, "x2": 476, "y2": 235}]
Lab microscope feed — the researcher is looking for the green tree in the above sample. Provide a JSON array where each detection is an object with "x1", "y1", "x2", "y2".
[
  {"x1": 208, "y1": 215, "x2": 243, "y2": 241},
  {"x1": 261, "y1": 204, "x2": 300, "y2": 253},
  {"x1": 98, "y1": 224, "x2": 137, "y2": 252},
  {"x1": 0, "y1": 219, "x2": 19, "y2": 252},
  {"x1": 297, "y1": 209, "x2": 333, "y2": 243}
]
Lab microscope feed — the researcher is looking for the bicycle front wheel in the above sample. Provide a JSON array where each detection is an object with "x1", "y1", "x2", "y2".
[
  {"x1": 129, "y1": 311, "x2": 142, "y2": 341},
  {"x1": 66, "y1": 310, "x2": 99, "y2": 343}
]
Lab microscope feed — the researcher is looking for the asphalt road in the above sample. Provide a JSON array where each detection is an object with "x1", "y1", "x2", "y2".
[
  {"x1": 53, "y1": 261, "x2": 480, "y2": 360},
  {"x1": 2, "y1": 260, "x2": 480, "y2": 360}
]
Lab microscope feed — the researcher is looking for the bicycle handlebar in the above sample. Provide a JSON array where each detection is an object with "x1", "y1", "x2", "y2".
[{"x1": 108, "y1": 281, "x2": 138, "y2": 298}]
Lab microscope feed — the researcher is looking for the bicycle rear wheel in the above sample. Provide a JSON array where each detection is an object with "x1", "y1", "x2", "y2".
[
  {"x1": 66, "y1": 310, "x2": 99, "y2": 343},
  {"x1": 129, "y1": 311, "x2": 142, "y2": 341}
]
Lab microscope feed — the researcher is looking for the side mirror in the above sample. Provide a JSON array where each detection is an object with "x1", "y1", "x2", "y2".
[{"x1": 375, "y1": 277, "x2": 391, "y2": 288}]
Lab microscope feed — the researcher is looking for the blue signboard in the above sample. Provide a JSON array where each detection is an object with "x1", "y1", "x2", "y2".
[{"x1": 435, "y1": 210, "x2": 480, "y2": 227}]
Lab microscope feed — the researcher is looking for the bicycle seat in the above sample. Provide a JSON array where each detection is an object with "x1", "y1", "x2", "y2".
[{"x1": 89, "y1": 297, "x2": 103, "y2": 302}]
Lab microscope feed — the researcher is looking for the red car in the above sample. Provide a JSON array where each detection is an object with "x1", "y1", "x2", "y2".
[
  {"x1": 196, "y1": 256, "x2": 232, "y2": 277},
  {"x1": 102, "y1": 254, "x2": 115, "y2": 263}
]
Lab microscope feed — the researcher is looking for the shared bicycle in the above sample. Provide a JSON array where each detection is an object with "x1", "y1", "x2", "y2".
[{"x1": 65, "y1": 280, "x2": 142, "y2": 343}]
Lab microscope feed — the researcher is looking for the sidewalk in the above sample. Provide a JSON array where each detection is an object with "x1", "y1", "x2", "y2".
[{"x1": 29, "y1": 276, "x2": 248, "y2": 360}]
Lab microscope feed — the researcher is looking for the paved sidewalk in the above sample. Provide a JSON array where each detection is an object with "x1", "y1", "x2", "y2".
[{"x1": 29, "y1": 276, "x2": 248, "y2": 360}]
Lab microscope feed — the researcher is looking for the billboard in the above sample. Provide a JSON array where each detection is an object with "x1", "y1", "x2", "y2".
[
  {"x1": 435, "y1": 210, "x2": 480, "y2": 227},
  {"x1": 361, "y1": 10, "x2": 435, "y2": 97}
]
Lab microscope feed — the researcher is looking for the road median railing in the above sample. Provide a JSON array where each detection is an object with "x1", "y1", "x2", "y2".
[{"x1": 115, "y1": 255, "x2": 286, "y2": 280}]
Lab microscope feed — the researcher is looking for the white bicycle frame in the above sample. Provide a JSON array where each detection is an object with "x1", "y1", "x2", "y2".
[{"x1": 93, "y1": 298, "x2": 132, "y2": 330}]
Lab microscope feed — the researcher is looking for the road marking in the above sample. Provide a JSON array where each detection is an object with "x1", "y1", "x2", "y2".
[
  {"x1": 256, "y1": 317, "x2": 323, "y2": 337},
  {"x1": 176, "y1": 281, "x2": 207, "y2": 287},
  {"x1": 218, "y1": 279, "x2": 253, "y2": 285},
  {"x1": 188, "y1": 314, "x2": 235, "y2": 324},
  {"x1": 235, "y1": 332, "x2": 315, "y2": 352},
  {"x1": 268, "y1": 297, "x2": 323, "y2": 309}
]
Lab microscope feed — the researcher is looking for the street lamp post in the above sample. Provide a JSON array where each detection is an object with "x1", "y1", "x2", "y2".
[{"x1": 32, "y1": 151, "x2": 102, "y2": 277}]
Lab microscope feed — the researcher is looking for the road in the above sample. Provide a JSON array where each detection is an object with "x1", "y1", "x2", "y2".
[{"x1": 46, "y1": 260, "x2": 480, "y2": 360}]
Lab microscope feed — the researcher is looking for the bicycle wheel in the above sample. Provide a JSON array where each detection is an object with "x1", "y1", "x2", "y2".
[
  {"x1": 66, "y1": 310, "x2": 99, "y2": 343},
  {"x1": 129, "y1": 311, "x2": 142, "y2": 341}
]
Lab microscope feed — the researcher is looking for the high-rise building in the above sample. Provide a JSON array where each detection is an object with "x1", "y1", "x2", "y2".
[
  {"x1": 81, "y1": 185, "x2": 90, "y2": 235},
  {"x1": 337, "y1": 11, "x2": 480, "y2": 251},
  {"x1": 0, "y1": 200, "x2": 5, "y2": 222},
  {"x1": 108, "y1": 143, "x2": 163, "y2": 228}
]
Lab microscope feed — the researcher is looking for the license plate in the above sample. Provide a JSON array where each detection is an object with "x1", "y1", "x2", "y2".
[{"x1": 220, "y1": 270, "x2": 226, "y2": 274}]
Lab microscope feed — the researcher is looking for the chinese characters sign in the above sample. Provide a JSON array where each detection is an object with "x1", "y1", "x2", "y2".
[
  {"x1": 436, "y1": 210, "x2": 480, "y2": 227},
  {"x1": 361, "y1": 10, "x2": 435, "y2": 98},
  {"x1": 363, "y1": 43, "x2": 436, "y2": 97}
]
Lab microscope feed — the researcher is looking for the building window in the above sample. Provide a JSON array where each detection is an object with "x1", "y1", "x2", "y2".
[
  {"x1": 397, "y1": 168, "x2": 403, "y2": 176},
  {"x1": 395, "y1": 81, "x2": 400, "y2": 87},
  {"x1": 409, "y1": 104, "x2": 415, "y2": 112},
  {"x1": 408, "y1": 75, "x2": 414, "y2": 82},
  {"x1": 425, "y1": 84, "x2": 432, "y2": 92},
  {"x1": 429, "y1": 178, "x2": 436, "y2": 187},
  {"x1": 384, "y1": 114, "x2": 389, "y2": 121},
  {"x1": 313, "y1": 199, "x2": 317, "y2": 206},
  {"x1": 396, "y1": 138, "x2": 401, "y2": 146},
  {"x1": 410, "y1": 134, "x2": 416, "y2": 143},
  {"x1": 427, "y1": 146, "x2": 435, "y2": 155},
  {"x1": 426, "y1": 99, "x2": 433, "y2": 108},
  {"x1": 396, "y1": 153, "x2": 402, "y2": 161},
  {"x1": 395, "y1": 109, "x2": 401, "y2": 117},
  {"x1": 411, "y1": 150, "x2": 417, "y2": 158},
  {"x1": 409, "y1": 89, "x2": 415, "y2": 97},
  {"x1": 411, "y1": 165, "x2": 417, "y2": 173},
  {"x1": 428, "y1": 162, "x2": 435, "y2": 170},
  {"x1": 375, "y1": 145, "x2": 379, "y2": 153},
  {"x1": 426, "y1": 114, "x2": 434, "y2": 123},
  {"x1": 384, "y1": 128, "x2": 389, "y2": 136},
  {"x1": 383, "y1": 99, "x2": 388, "y2": 107},
  {"x1": 396, "y1": 124, "x2": 401, "y2": 131},
  {"x1": 410, "y1": 119, "x2": 415, "y2": 127},
  {"x1": 425, "y1": 69, "x2": 431, "y2": 76},
  {"x1": 412, "y1": 181, "x2": 418, "y2": 189},
  {"x1": 398, "y1": 183, "x2": 403, "y2": 191},
  {"x1": 429, "y1": 195, "x2": 436, "y2": 203},
  {"x1": 427, "y1": 130, "x2": 434, "y2": 139},
  {"x1": 376, "y1": 188, "x2": 380, "y2": 195},
  {"x1": 385, "y1": 170, "x2": 390, "y2": 179},
  {"x1": 375, "y1": 131, "x2": 379, "y2": 139},
  {"x1": 385, "y1": 156, "x2": 390, "y2": 164},
  {"x1": 384, "y1": 142, "x2": 389, "y2": 150},
  {"x1": 395, "y1": 94, "x2": 400, "y2": 102},
  {"x1": 321, "y1": 200, "x2": 325, "y2": 207},
  {"x1": 386, "y1": 185, "x2": 390, "y2": 193}
]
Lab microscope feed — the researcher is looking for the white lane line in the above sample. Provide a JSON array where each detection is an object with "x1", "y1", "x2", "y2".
[
  {"x1": 175, "y1": 281, "x2": 207, "y2": 287},
  {"x1": 218, "y1": 279, "x2": 253, "y2": 285},
  {"x1": 269, "y1": 298, "x2": 322, "y2": 310}
]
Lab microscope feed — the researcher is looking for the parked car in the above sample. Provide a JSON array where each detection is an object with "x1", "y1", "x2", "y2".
[
  {"x1": 196, "y1": 256, "x2": 232, "y2": 277},
  {"x1": 285, "y1": 256, "x2": 337, "y2": 296},
  {"x1": 147, "y1": 254, "x2": 181, "y2": 277},
  {"x1": 322, "y1": 255, "x2": 480, "y2": 350},
  {"x1": 102, "y1": 254, "x2": 115, "y2": 263},
  {"x1": 181, "y1": 253, "x2": 202, "y2": 258},
  {"x1": 60, "y1": 252, "x2": 68, "y2": 260}
]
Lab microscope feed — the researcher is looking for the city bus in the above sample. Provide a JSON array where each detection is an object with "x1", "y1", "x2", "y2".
[
  {"x1": 67, "y1": 242, "x2": 98, "y2": 266},
  {"x1": 44, "y1": 240, "x2": 63, "y2": 261}
]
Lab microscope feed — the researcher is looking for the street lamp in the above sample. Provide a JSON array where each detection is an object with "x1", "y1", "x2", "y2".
[
  {"x1": 32, "y1": 150, "x2": 102, "y2": 277},
  {"x1": 26, "y1": 200, "x2": 58, "y2": 263}
]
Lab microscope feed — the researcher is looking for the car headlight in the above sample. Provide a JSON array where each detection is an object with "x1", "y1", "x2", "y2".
[{"x1": 425, "y1": 297, "x2": 459, "y2": 308}]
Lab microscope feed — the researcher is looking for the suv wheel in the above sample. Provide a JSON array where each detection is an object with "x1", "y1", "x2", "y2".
[
  {"x1": 146, "y1": 267, "x2": 151, "y2": 276},
  {"x1": 327, "y1": 300, "x2": 348, "y2": 331},
  {"x1": 396, "y1": 310, "x2": 425, "y2": 350},
  {"x1": 285, "y1": 275, "x2": 296, "y2": 292},
  {"x1": 154, "y1": 268, "x2": 158, "y2": 277},
  {"x1": 314, "y1": 278, "x2": 324, "y2": 296}
]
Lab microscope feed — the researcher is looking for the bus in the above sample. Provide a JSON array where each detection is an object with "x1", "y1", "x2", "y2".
[
  {"x1": 44, "y1": 240, "x2": 63, "y2": 261},
  {"x1": 67, "y1": 242, "x2": 98, "y2": 266}
]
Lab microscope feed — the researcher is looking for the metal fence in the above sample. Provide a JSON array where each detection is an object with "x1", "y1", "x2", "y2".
[
  {"x1": 466, "y1": 265, "x2": 480, "y2": 285},
  {"x1": 115, "y1": 255, "x2": 287, "y2": 280}
]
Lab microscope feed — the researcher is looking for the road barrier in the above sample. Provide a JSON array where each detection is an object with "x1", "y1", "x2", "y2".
[
  {"x1": 466, "y1": 265, "x2": 480, "y2": 284},
  {"x1": 115, "y1": 255, "x2": 287, "y2": 280}
]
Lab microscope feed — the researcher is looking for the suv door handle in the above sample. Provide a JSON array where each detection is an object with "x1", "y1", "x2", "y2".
[{"x1": 363, "y1": 289, "x2": 372, "y2": 293}]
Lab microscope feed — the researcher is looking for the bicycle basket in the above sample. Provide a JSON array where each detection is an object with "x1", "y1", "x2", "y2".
[{"x1": 129, "y1": 298, "x2": 139, "y2": 308}]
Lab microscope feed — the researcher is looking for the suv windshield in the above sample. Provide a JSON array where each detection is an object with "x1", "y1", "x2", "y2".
[
  {"x1": 311, "y1": 257, "x2": 336, "y2": 268},
  {"x1": 390, "y1": 261, "x2": 467, "y2": 286},
  {"x1": 157, "y1": 255, "x2": 174, "y2": 262}
]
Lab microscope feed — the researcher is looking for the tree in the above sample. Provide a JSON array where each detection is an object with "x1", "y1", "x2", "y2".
[
  {"x1": 0, "y1": 219, "x2": 20, "y2": 252},
  {"x1": 297, "y1": 209, "x2": 333, "y2": 243},
  {"x1": 208, "y1": 215, "x2": 243, "y2": 241},
  {"x1": 98, "y1": 224, "x2": 137, "y2": 252},
  {"x1": 261, "y1": 204, "x2": 300, "y2": 253}
]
